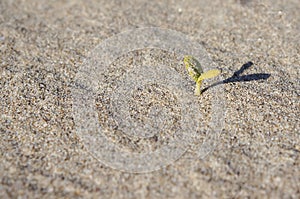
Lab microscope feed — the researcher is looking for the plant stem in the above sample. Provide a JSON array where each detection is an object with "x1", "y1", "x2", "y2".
[{"x1": 194, "y1": 80, "x2": 202, "y2": 95}]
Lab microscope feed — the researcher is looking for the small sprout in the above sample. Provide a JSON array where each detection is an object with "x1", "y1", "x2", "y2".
[{"x1": 184, "y1": 55, "x2": 220, "y2": 95}]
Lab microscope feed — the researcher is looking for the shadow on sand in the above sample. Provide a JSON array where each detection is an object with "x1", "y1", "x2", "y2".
[{"x1": 201, "y1": 61, "x2": 271, "y2": 93}]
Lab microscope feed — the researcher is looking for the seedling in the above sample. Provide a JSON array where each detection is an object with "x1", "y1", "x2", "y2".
[{"x1": 184, "y1": 55, "x2": 220, "y2": 95}]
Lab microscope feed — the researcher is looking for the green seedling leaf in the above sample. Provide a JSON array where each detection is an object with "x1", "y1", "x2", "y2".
[
  {"x1": 184, "y1": 55, "x2": 220, "y2": 95},
  {"x1": 198, "y1": 69, "x2": 220, "y2": 81},
  {"x1": 183, "y1": 55, "x2": 203, "y2": 82}
]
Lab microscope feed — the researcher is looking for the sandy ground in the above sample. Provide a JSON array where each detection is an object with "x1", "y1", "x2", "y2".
[{"x1": 0, "y1": 0, "x2": 299, "y2": 198}]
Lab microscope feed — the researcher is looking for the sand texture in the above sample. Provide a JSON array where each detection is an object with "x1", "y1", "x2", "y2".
[{"x1": 0, "y1": 0, "x2": 299, "y2": 198}]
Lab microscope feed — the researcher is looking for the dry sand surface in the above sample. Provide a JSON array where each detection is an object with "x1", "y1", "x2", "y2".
[{"x1": 1, "y1": 0, "x2": 299, "y2": 198}]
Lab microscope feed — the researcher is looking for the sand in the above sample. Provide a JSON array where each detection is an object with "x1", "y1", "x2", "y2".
[{"x1": 0, "y1": 0, "x2": 299, "y2": 198}]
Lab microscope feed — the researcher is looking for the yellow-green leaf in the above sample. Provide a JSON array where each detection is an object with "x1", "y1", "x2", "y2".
[
  {"x1": 184, "y1": 55, "x2": 203, "y2": 82},
  {"x1": 198, "y1": 69, "x2": 220, "y2": 81},
  {"x1": 184, "y1": 55, "x2": 221, "y2": 95}
]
